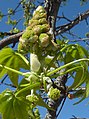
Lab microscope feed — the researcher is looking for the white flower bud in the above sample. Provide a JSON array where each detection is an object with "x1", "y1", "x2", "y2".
[{"x1": 30, "y1": 53, "x2": 41, "y2": 72}]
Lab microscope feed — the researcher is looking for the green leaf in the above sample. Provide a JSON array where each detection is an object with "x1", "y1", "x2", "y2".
[
  {"x1": 0, "y1": 47, "x2": 30, "y2": 86},
  {"x1": 0, "y1": 56, "x2": 14, "y2": 79},
  {"x1": 77, "y1": 45, "x2": 88, "y2": 58},
  {"x1": 64, "y1": 45, "x2": 88, "y2": 64},
  {"x1": 73, "y1": 94, "x2": 86, "y2": 105},
  {"x1": 85, "y1": 74, "x2": 89, "y2": 97},
  {"x1": 16, "y1": 82, "x2": 41, "y2": 96},
  {"x1": 68, "y1": 66, "x2": 85, "y2": 90},
  {"x1": 73, "y1": 89, "x2": 85, "y2": 98},
  {"x1": 36, "y1": 94, "x2": 54, "y2": 111},
  {"x1": 13, "y1": 97, "x2": 29, "y2": 119},
  {"x1": 0, "y1": 89, "x2": 31, "y2": 119},
  {"x1": 0, "y1": 89, "x2": 15, "y2": 119}
]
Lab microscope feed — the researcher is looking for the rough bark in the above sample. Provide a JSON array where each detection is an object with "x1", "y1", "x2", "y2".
[{"x1": 0, "y1": 31, "x2": 24, "y2": 50}]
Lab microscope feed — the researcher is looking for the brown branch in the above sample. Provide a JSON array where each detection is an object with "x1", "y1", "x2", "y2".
[
  {"x1": 44, "y1": 0, "x2": 62, "y2": 42},
  {"x1": 56, "y1": 9, "x2": 89, "y2": 35},
  {"x1": 0, "y1": 31, "x2": 24, "y2": 50}
]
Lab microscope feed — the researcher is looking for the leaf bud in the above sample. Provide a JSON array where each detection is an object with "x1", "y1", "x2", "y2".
[
  {"x1": 68, "y1": 93, "x2": 74, "y2": 99},
  {"x1": 26, "y1": 94, "x2": 39, "y2": 104},
  {"x1": 48, "y1": 87, "x2": 61, "y2": 100}
]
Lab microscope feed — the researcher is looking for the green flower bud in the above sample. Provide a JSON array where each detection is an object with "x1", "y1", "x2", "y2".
[
  {"x1": 38, "y1": 18, "x2": 47, "y2": 25},
  {"x1": 48, "y1": 87, "x2": 61, "y2": 100},
  {"x1": 32, "y1": 25, "x2": 42, "y2": 35},
  {"x1": 30, "y1": 53, "x2": 41, "y2": 72},
  {"x1": 41, "y1": 24, "x2": 50, "y2": 32},
  {"x1": 39, "y1": 33, "x2": 49, "y2": 47},
  {"x1": 22, "y1": 30, "x2": 38, "y2": 43},
  {"x1": 28, "y1": 35, "x2": 38, "y2": 43},
  {"x1": 22, "y1": 30, "x2": 34, "y2": 40},
  {"x1": 26, "y1": 94, "x2": 39, "y2": 104},
  {"x1": 28, "y1": 19, "x2": 39, "y2": 27},
  {"x1": 26, "y1": 72, "x2": 39, "y2": 83},
  {"x1": 33, "y1": 6, "x2": 46, "y2": 16},
  {"x1": 33, "y1": 12, "x2": 47, "y2": 20},
  {"x1": 18, "y1": 42, "x2": 27, "y2": 54},
  {"x1": 18, "y1": 37, "x2": 30, "y2": 54}
]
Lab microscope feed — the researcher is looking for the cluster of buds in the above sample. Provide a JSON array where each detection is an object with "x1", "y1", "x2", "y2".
[
  {"x1": 48, "y1": 87, "x2": 61, "y2": 100},
  {"x1": 26, "y1": 94, "x2": 39, "y2": 106},
  {"x1": 18, "y1": 6, "x2": 58, "y2": 55}
]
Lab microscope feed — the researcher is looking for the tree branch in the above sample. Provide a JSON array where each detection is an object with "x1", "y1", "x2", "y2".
[
  {"x1": 44, "y1": 0, "x2": 62, "y2": 42},
  {"x1": 56, "y1": 9, "x2": 89, "y2": 35},
  {"x1": 0, "y1": 31, "x2": 24, "y2": 50}
]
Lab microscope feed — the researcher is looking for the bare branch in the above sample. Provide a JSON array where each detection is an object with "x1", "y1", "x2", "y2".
[
  {"x1": 44, "y1": 0, "x2": 62, "y2": 42},
  {"x1": 56, "y1": 9, "x2": 89, "y2": 35},
  {"x1": 70, "y1": 115, "x2": 88, "y2": 119},
  {"x1": 0, "y1": 31, "x2": 24, "y2": 50}
]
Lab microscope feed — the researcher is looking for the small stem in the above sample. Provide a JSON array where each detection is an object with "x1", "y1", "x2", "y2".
[
  {"x1": 47, "y1": 44, "x2": 77, "y2": 69},
  {"x1": 60, "y1": 44, "x2": 78, "y2": 52},
  {"x1": 0, "y1": 64, "x2": 24, "y2": 77},
  {"x1": 47, "y1": 58, "x2": 89, "y2": 76},
  {"x1": 51, "y1": 66, "x2": 82, "y2": 78},
  {"x1": 15, "y1": 83, "x2": 40, "y2": 96},
  {"x1": 15, "y1": 52, "x2": 30, "y2": 67}
]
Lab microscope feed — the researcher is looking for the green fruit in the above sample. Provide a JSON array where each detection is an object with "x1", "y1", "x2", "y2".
[
  {"x1": 39, "y1": 33, "x2": 49, "y2": 47},
  {"x1": 48, "y1": 87, "x2": 61, "y2": 100}
]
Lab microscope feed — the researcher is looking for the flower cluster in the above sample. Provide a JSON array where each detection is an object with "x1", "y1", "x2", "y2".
[
  {"x1": 18, "y1": 6, "x2": 58, "y2": 55},
  {"x1": 48, "y1": 87, "x2": 61, "y2": 100}
]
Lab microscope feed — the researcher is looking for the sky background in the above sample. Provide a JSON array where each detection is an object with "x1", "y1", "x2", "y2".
[{"x1": 0, "y1": 0, "x2": 89, "y2": 119}]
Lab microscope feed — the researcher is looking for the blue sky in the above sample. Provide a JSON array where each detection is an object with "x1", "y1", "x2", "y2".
[{"x1": 0, "y1": 0, "x2": 89, "y2": 119}]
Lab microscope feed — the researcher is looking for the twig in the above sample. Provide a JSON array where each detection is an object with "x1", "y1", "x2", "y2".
[
  {"x1": 57, "y1": 13, "x2": 72, "y2": 22},
  {"x1": 56, "y1": 97, "x2": 66, "y2": 118},
  {"x1": 56, "y1": 10, "x2": 89, "y2": 35},
  {"x1": 0, "y1": 31, "x2": 24, "y2": 49},
  {"x1": 0, "y1": 75, "x2": 8, "y2": 84},
  {"x1": 1, "y1": 82, "x2": 16, "y2": 88}
]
